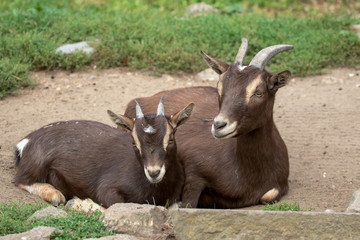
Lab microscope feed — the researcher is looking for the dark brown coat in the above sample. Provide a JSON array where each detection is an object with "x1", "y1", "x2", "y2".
[
  {"x1": 124, "y1": 41, "x2": 293, "y2": 208},
  {"x1": 14, "y1": 101, "x2": 194, "y2": 208}
]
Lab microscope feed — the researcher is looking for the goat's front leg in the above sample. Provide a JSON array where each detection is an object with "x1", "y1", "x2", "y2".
[
  {"x1": 181, "y1": 177, "x2": 206, "y2": 208},
  {"x1": 96, "y1": 188, "x2": 125, "y2": 208}
]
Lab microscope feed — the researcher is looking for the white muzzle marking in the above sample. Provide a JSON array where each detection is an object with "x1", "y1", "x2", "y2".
[
  {"x1": 144, "y1": 165, "x2": 166, "y2": 184},
  {"x1": 212, "y1": 114, "x2": 238, "y2": 139},
  {"x1": 16, "y1": 138, "x2": 29, "y2": 158}
]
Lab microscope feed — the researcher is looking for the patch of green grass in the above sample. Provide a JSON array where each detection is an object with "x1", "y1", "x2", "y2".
[
  {"x1": 262, "y1": 201, "x2": 308, "y2": 211},
  {"x1": 0, "y1": 1, "x2": 359, "y2": 98},
  {"x1": 0, "y1": 202, "x2": 114, "y2": 239},
  {"x1": 0, "y1": 59, "x2": 33, "y2": 98}
]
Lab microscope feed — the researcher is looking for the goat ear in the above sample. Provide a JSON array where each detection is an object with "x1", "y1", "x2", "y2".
[
  {"x1": 200, "y1": 51, "x2": 229, "y2": 75},
  {"x1": 268, "y1": 70, "x2": 291, "y2": 91},
  {"x1": 107, "y1": 110, "x2": 134, "y2": 131},
  {"x1": 169, "y1": 103, "x2": 195, "y2": 129}
]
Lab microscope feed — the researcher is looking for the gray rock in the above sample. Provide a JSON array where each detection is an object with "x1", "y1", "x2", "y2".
[
  {"x1": 102, "y1": 203, "x2": 171, "y2": 238},
  {"x1": 170, "y1": 209, "x2": 360, "y2": 240},
  {"x1": 350, "y1": 24, "x2": 360, "y2": 38},
  {"x1": 65, "y1": 197, "x2": 105, "y2": 213},
  {"x1": 346, "y1": 189, "x2": 360, "y2": 213},
  {"x1": 30, "y1": 205, "x2": 67, "y2": 219},
  {"x1": 0, "y1": 226, "x2": 58, "y2": 240},
  {"x1": 185, "y1": 3, "x2": 219, "y2": 17},
  {"x1": 84, "y1": 234, "x2": 141, "y2": 240},
  {"x1": 196, "y1": 68, "x2": 218, "y2": 81},
  {"x1": 56, "y1": 41, "x2": 95, "y2": 54}
]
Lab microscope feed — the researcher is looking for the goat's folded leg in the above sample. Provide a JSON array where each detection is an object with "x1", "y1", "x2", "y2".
[
  {"x1": 96, "y1": 188, "x2": 125, "y2": 208},
  {"x1": 19, "y1": 183, "x2": 66, "y2": 206},
  {"x1": 260, "y1": 187, "x2": 280, "y2": 204}
]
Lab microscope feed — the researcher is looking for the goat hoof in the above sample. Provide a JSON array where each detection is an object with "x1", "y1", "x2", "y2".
[
  {"x1": 46, "y1": 189, "x2": 66, "y2": 206},
  {"x1": 260, "y1": 188, "x2": 279, "y2": 204}
]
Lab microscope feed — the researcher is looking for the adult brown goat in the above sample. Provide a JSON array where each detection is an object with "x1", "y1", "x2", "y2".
[
  {"x1": 14, "y1": 98, "x2": 194, "y2": 208},
  {"x1": 124, "y1": 39, "x2": 293, "y2": 208}
]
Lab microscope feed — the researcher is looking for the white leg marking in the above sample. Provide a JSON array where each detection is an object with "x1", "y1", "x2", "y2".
[
  {"x1": 260, "y1": 188, "x2": 279, "y2": 204},
  {"x1": 16, "y1": 138, "x2": 29, "y2": 158},
  {"x1": 19, "y1": 183, "x2": 66, "y2": 206}
]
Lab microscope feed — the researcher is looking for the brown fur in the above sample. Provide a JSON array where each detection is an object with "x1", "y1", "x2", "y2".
[
  {"x1": 124, "y1": 66, "x2": 291, "y2": 208},
  {"x1": 14, "y1": 106, "x2": 191, "y2": 208}
]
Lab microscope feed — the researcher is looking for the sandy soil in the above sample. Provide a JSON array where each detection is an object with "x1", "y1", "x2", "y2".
[{"x1": 0, "y1": 67, "x2": 359, "y2": 212}]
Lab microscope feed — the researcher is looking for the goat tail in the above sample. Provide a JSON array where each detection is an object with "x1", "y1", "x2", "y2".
[{"x1": 14, "y1": 149, "x2": 21, "y2": 167}]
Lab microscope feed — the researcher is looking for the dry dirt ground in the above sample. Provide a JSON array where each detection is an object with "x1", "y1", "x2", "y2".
[{"x1": 0, "y1": 67, "x2": 359, "y2": 212}]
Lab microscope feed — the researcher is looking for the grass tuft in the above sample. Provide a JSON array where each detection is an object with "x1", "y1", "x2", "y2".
[
  {"x1": 262, "y1": 201, "x2": 308, "y2": 211},
  {"x1": 0, "y1": 202, "x2": 113, "y2": 239}
]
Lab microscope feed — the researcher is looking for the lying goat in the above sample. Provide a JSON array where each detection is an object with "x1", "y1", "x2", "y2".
[
  {"x1": 14, "y1": 98, "x2": 194, "y2": 208},
  {"x1": 124, "y1": 39, "x2": 293, "y2": 208}
]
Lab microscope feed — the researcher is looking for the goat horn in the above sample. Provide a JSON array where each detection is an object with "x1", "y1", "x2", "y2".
[
  {"x1": 249, "y1": 44, "x2": 293, "y2": 70},
  {"x1": 235, "y1": 38, "x2": 248, "y2": 66},
  {"x1": 156, "y1": 96, "x2": 165, "y2": 116},
  {"x1": 135, "y1": 99, "x2": 144, "y2": 119}
]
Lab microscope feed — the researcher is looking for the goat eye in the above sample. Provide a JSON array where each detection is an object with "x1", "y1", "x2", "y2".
[{"x1": 254, "y1": 91, "x2": 263, "y2": 97}]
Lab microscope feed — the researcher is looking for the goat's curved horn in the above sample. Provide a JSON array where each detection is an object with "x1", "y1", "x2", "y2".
[
  {"x1": 235, "y1": 38, "x2": 248, "y2": 66},
  {"x1": 156, "y1": 96, "x2": 165, "y2": 116},
  {"x1": 135, "y1": 99, "x2": 144, "y2": 119},
  {"x1": 249, "y1": 45, "x2": 293, "y2": 70}
]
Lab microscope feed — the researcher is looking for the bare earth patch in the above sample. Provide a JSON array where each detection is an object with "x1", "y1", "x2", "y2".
[{"x1": 0, "y1": 68, "x2": 359, "y2": 212}]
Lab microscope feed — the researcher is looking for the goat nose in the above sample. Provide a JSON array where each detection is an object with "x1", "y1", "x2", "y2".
[
  {"x1": 213, "y1": 121, "x2": 227, "y2": 130},
  {"x1": 148, "y1": 169, "x2": 161, "y2": 178}
]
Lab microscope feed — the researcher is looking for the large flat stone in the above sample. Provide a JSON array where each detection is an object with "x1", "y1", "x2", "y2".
[
  {"x1": 170, "y1": 209, "x2": 360, "y2": 240},
  {"x1": 102, "y1": 203, "x2": 171, "y2": 238}
]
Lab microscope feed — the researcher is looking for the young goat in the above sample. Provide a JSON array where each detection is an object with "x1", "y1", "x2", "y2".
[
  {"x1": 14, "y1": 98, "x2": 194, "y2": 208},
  {"x1": 124, "y1": 39, "x2": 293, "y2": 208}
]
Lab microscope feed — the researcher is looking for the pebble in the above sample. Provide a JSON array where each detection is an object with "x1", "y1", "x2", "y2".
[{"x1": 324, "y1": 209, "x2": 335, "y2": 213}]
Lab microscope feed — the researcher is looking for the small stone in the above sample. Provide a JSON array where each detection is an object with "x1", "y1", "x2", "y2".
[
  {"x1": 30, "y1": 206, "x2": 67, "y2": 219},
  {"x1": 185, "y1": 3, "x2": 219, "y2": 17},
  {"x1": 0, "y1": 226, "x2": 59, "y2": 240},
  {"x1": 163, "y1": 74, "x2": 174, "y2": 82},
  {"x1": 346, "y1": 189, "x2": 360, "y2": 213},
  {"x1": 65, "y1": 197, "x2": 105, "y2": 213},
  {"x1": 348, "y1": 73, "x2": 355, "y2": 77},
  {"x1": 56, "y1": 41, "x2": 95, "y2": 55},
  {"x1": 56, "y1": 87, "x2": 61, "y2": 91},
  {"x1": 24, "y1": 102, "x2": 29, "y2": 105},
  {"x1": 196, "y1": 68, "x2": 218, "y2": 81},
  {"x1": 69, "y1": 73, "x2": 78, "y2": 78},
  {"x1": 324, "y1": 209, "x2": 335, "y2": 213}
]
